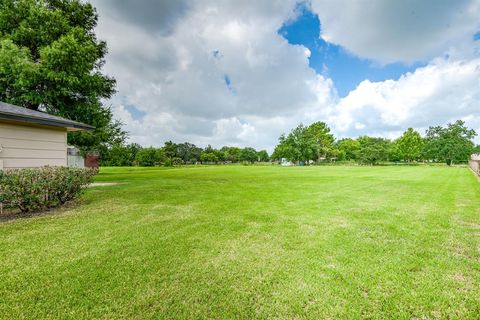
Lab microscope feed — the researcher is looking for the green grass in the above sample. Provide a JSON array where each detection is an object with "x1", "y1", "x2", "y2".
[{"x1": 1, "y1": 165, "x2": 480, "y2": 319}]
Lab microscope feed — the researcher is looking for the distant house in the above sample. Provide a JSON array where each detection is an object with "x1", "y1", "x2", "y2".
[
  {"x1": 0, "y1": 101, "x2": 94, "y2": 170},
  {"x1": 281, "y1": 158, "x2": 294, "y2": 166}
]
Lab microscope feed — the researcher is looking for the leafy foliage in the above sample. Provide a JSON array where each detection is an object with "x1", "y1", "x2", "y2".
[
  {"x1": 100, "y1": 143, "x2": 142, "y2": 166},
  {"x1": 101, "y1": 141, "x2": 267, "y2": 166},
  {"x1": 0, "y1": 166, "x2": 96, "y2": 213},
  {"x1": 272, "y1": 124, "x2": 314, "y2": 163},
  {"x1": 305, "y1": 121, "x2": 335, "y2": 161},
  {"x1": 272, "y1": 122, "x2": 334, "y2": 163},
  {"x1": 336, "y1": 138, "x2": 360, "y2": 161},
  {"x1": 135, "y1": 147, "x2": 165, "y2": 167},
  {"x1": 273, "y1": 120, "x2": 476, "y2": 165},
  {"x1": 239, "y1": 147, "x2": 258, "y2": 163},
  {"x1": 176, "y1": 142, "x2": 202, "y2": 163},
  {"x1": 257, "y1": 150, "x2": 269, "y2": 162},
  {"x1": 394, "y1": 128, "x2": 424, "y2": 162},
  {"x1": 423, "y1": 120, "x2": 476, "y2": 165},
  {"x1": 102, "y1": 120, "x2": 476, "y2": 167},
  {"x1": 0, "y1": 0, "x2": 125, "y2": 151},
  {"x1": 200, "y1": 145, "x2": 219, "y2": 164},
  {"x1": 356, "y1": 136, "x2": 391, "y2": 165},
  {"x1": 221, "y1": 146, "x2": 242, "y2": 162}
]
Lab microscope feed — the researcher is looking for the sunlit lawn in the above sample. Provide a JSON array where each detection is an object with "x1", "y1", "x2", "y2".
[{"x1": 1, "y1": 165, "x2": 480, "y2": 319}]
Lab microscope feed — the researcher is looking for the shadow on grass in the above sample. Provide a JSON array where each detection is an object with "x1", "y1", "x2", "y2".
[{"x1": 0, "y1": 200, "x2": 83, "y2": 224}]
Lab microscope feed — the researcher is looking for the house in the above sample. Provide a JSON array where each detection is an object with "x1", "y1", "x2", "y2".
[{"x1": 0, "y1": 101, "x2": 94, "y2": 170}]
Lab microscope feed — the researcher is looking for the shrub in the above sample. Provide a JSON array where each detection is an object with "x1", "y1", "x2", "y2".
[
  {"x1": 0, "y1": 167, "x2": 97, "y2": 213},
  {"x1": 135, "y1": 147, "x2": 165, "y2": 166},
  {"x1": 163, "y1": 159, "x2": 173, "y2": 167},
  {"x1": 172, "y1": 157, "x2": 183, "y2": 165}
]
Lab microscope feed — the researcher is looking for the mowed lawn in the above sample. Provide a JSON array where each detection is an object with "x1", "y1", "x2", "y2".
[{"x1": 1, "y1": 166, "x2": 480, "y2": 319}]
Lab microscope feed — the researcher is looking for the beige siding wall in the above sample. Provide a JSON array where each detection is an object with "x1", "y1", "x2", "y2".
[{"x1": 0, "y1": 122, "x2": 67, "y2": 169}]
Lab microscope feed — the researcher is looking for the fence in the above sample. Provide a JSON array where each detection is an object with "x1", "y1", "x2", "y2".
[
  {"x1": 469, "y1": 160, "x2": 480, "y2": 176},
  {"x1": 67, "y1": 146, "x2": 85, "y2": 168}
]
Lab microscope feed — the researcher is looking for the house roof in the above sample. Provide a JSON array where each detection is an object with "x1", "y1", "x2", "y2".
[{"x1": 0, "y1": 101, "x2": 95, "y2": 131}]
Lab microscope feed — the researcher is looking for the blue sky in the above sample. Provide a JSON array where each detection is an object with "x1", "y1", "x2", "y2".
[{"x1": 278, "y1": 3, "x2": 423, "y2": 97}]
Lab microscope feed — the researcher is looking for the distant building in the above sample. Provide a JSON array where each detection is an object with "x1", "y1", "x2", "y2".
[
  {"x1": 281, "y1": 158, "x2": 294, "y2": 166},
  {"x1": 0, "y1": 101, "x2": 94, "y2": 170},
  {"x1": 471, "y1": 154, "x2": 480, "y2": 161}
]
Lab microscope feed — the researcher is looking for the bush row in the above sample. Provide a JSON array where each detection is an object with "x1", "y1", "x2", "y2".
[{"x1": 0, "y1": 167, "x2": 97, "y2": 213}]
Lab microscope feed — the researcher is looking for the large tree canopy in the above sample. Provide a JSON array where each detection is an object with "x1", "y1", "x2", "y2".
[
  {"x1": 0, "y1": 0, "x2": 125, "y2": 151},
  {"x1": 272, "y1": 122, "x2": 334, "y2": 163},
  {"x1": 356, "y1": 136, "x2": 391, "y2": 165},
  {"x1": 423, "y1": 120, "x2": 476, "y2": 165},
  {"x1": 305, "y1": 121, "x2": 335, "y2": 162},
  {"x1": 394, "y1": 128, "x2": 424, "y2": 162},
  {"x1": 336, "y1": 138, "x2": 360, "y2": 161}
]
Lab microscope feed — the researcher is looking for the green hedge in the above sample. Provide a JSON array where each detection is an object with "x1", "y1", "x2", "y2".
[{"x1": 0, "y1": 167, "x2": 97, "y2": 213}]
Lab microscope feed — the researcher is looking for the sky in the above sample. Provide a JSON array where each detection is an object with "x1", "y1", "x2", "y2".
[{"x1": 91, "y1": 0, "x2": 480, "y2": 152}]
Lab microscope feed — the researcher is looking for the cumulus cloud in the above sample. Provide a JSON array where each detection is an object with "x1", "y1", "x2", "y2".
[
  {"x1": 94, "y1": 0, "x2": 190, "y2": 36},
  {"x1": 91, "y1": 0, "x2": 480, "y2": 151},
  {"x1": 330, "y1": 57, "x2": 480, "y2": 138},
  {"x1": 92, "y1": 0, "x2": 337, "y2": 150},
  {"x1": 310, "y1": 0, "x2": 480, "y2": 63}
]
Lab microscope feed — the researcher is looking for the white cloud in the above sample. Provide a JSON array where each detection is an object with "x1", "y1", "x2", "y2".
[
  {"x1": 310, "y1": 0, "x2": 480, "y2": 63},
  {"x1": 92, "y1": 0, "x2": 480, "y2": 152},
  {"x1": 93, "y1": 0, "x2": 337, "y2": 151},
  {"x1": 330, "y1": 57, "x2": 480, "y2": 138},
  {"x1": 213, "y1": 118, "x2": 257, "y2": 144}
]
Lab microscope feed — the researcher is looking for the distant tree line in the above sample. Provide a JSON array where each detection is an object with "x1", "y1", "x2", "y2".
[
  {"x1": 101, "y1": 120, "x2": 478, "y2": 167},
  {"x1": 100, "y1": 142, "x2": 270, "y2": 166},
  {"x1": 272, "y1": 120, "x2": 479, "y2": 166}
]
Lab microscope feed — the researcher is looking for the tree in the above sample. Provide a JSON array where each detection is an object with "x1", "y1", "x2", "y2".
[
  {"x1": 240, "y1": 147, "x2": 258, "y2": 163},
  {"x1": 221, "y1": 146, "x2": 242, "y2": 162},
  {"x1": 356, "y1": 136, "x2": 391, "y2": 165},
  {"x1": 176, "y1": 142, "x2": 202, "y2": 163},
  {"x1": 200, "y1": 152, "x2": 218, "y2": 163},
  {"x1": 272, "y1": 124, "x2": 317, "y2": 163},
  {"x1": 271, "y1": 134, "x2": 288, "y2": 161},
  {"x1": 423, "y1": 120, "x2": 476, "y2": 165},
  {"x1": 162, "y1": 141, "x2": 177, "y2": 160},
  {"x1": 101, "y1": 143, "x2": 141, "y2": 166},
  {"x1": 135, "y1": 147, "x2": 165, "y2": 167},
  {"x1": 200, "y1": 145, "x2": 218, "y2": 164},
  {"x1": 394, "y1": 128, "x2": 424, "y2": 162},
  {"x1": 336, "y1": 138, "x2": 360, "y2": 161},
  {"x1": 305, "y1": 121, "x2": 334, "y2": 162},
  {"x1": 0, "y1": 0, "x2": 124, "y2": 151},
  {"x1": 214, "y1": 149, "x2": 226, "y2": 163},
  {"x1": 387, "y1": 142, "x2": 402, "y2": 163},
  {"x1": 257, "y1": 150, "x2": 269, "y2": 162}
]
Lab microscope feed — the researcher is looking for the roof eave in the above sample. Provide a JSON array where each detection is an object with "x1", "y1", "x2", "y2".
[{"x1": 0, "y1": 112, "x2": 95, "y2": 131}]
